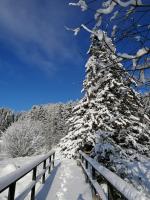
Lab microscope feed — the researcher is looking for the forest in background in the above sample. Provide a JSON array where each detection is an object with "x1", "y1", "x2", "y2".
[{"x1": 0, "y1": 101, "x2": 75, "y2": 156}]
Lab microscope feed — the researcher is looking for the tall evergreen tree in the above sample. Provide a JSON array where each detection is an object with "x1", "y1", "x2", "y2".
[
  {"x1": 60, "y1": 33, "x2": 150, "y2": 160},
  {"x1": 143, "y1": 93, "x2": 150, "y2": 117}
]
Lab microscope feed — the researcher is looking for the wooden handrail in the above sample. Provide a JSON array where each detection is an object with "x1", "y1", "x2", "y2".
[
  {"x1": 79, "y1": 150, "x2": 147, "y2": 200},
  {"x1": 0, "y1": 150, "x2": 55, "y2": 200}
]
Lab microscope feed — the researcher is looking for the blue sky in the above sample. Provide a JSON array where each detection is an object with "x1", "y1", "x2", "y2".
[
  {"x1": 0, "y1": 0, "x2": 90, "y2": 111},
  {"x1": 0, "y1": 0, "x2": 149, "y2": 111}
]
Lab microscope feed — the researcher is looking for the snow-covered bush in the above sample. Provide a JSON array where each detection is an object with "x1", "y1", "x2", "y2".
[
  {"x1": 20, "y1": 102, "x2": 75, "y2": 150},
  {"x1": 92, "y1": 131, "x2": 128, "y2": 176},
  {"x1": 3, "y1": 119, "x2": 45, "y2": 157}
]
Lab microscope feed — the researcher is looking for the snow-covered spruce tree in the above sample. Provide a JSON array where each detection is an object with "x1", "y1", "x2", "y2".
[
  {"x1": 60, "y1": 33, "x2": 150, "y2": 161},
  {"x1": 60, "y1": 97, "x2": 95, "y2": 158},
  {"x1": 143, "y1": 93, "x2": 150, "y2": 117}
]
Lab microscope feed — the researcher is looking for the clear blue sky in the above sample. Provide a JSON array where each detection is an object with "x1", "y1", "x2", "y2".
[
  {"x1": 0, "y1": 0, "x2": 91, "y2": 111},
  {"x1": 0, "y1": 0, "x2": 149, "y2": 111}
]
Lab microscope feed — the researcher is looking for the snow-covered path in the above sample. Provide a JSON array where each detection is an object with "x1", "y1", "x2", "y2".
[{"x1": 36, "y1": 159, "x2": 92, "y2": 200}]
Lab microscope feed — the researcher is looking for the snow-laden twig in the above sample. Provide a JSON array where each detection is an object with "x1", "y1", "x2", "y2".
[
  {"x1": 69, "y1": 0, "x2": 88, "y2": 11},
  {"x1": 65, "y1": 26, "x2": 80, "y2": 35},
  {"x1": 118, "y1": 48, "x2": 150, "y2": 60}
]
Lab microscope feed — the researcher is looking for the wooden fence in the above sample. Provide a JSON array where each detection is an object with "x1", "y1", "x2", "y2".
[
  {"x1": 79, "y1": 150, "x2": 147, "y2": 200},
  {"x1": 0, "y1": 150, "x2": 55, "y2": 200}
]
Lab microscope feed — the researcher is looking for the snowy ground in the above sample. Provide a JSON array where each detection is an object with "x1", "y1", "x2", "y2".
[
  {"x1": 0, "y1": 140, "x2": 7, "y2": 161},
  {"x1": 124, "y1": 159, "x2": 150, "y2": 198},
  {"x1": 0, "y1": 148, "x2": 150, "y2": 199},
  {"x1": 36, "y1": 159, "x2": 92, "y2": 200},
  {"x1": 0, "y1": 149, "x2": 92, "y2": 200},
  {"x1": 0, "y1": 155, "x2": 44, "y2": 200},
  {"x1": 36, "y1": 148, "x2": 92, "y2": 200}
]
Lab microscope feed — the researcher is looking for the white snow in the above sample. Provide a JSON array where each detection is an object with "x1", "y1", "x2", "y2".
[
  {"x1": 0, "y1": 149, "x2": 150, "y2": 198},
  {"x1": 118, "y1": 47, "x2": 149, "y2": 60},
  {"x1": 111, "y1": 25, "x2": 117, "y2": 37},
  {"x1": 95, "y1": 0, "x2": 142, "y2": 21},
  {"x1": 65, "y1": 26, "x2": 80, "y2": 36},
  {"x1": 69, "y1": 0, "x2": 88, "y2": 11},
  {"x1": 95, "y1": 16, "x2": 102, "y2": 28},
  {"x1": 81, "y1": 24, "x2": 93, "y2": 35},
  {"x1": 116, "y1": 0, "x2": 142, "y2": 7},
  {"x1": 36, "y1": 158, "x2": 92, "y2": 200},
  {"x1": 1, "y1": 163, "x2": 17, "y2": 175},
  {"x1": 0, "y1": 155, "x2": 44, "y2": 200},
  {"x1": 136, "y1": 48, "x2": 149, "y2": 57},
  {"x1": 0, "y1": 149, "x2": 92, "y2": 200},
  {"x1": 110, "y1": 11, "x2": 119, "y2": 21},
  {"x1": 80, "y1": 151, "x2": 147, "y2": 200},
  {"x1": 95, "y1": 1, "x2": 116, "y2": 17},
  {"x1": 135, "y1": 36, "x2": 141, "y2": 41},
  {"x1": 81, "y1": 25, "x2": 116, "y2": 52},
  {"x1": 140, "y1": 69, "x2": 145, "y2": 83},
  {"x1": 122, "y1": 159, "x2": 150, "y2": 198}
]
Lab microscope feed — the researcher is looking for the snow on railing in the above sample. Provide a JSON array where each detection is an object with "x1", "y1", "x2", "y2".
[
  {"x1": 79, "y1": 150, "x2": 147, "y2": 200},
  {"x1": 0, "y1": 150, "x2": 55, "y2": 200}
]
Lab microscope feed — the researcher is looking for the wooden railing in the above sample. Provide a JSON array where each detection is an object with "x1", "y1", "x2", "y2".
[
  {"x1": 79, "y1": 150, "x2": 147, "y2": 200},
  {"x1": 0, "y1": 150, "x2": 55, "y2": 200}
]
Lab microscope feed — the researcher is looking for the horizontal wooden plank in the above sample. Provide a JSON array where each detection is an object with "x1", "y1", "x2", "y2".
[
  {"x1": 79, "y1": 151, "x2": 147, "y2": 200},
  {"x1": 15, "y1": 181, "x2": 35, "y2": 200},
  {"x1": 15, "y1": 163, "x2": 52, "y2": 200},
  {"x1": 0, "y1": 150, "x2": 55, "y2": 193}
]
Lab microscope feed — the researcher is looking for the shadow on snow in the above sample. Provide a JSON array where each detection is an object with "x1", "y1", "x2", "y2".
[{"x1": 35, "y1": 162, "x2": 61, "y2": 200}]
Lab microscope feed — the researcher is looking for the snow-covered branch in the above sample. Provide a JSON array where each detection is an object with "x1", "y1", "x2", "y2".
[
  {"x1": 69, "y1": 0, "x2": 88, "y2": 11},
  {"x1": 68, "y1": 0, "x2": 150, "y2": 86},
  {"x1": 118, "y1": 48, "x2": 150, "y2": 60}
]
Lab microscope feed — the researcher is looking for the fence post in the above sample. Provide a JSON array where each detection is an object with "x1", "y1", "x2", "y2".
[
  {"x1": 85, "y1": 160, "x2": 88, "y2": 169},
  {"x1": 52, "y1": 153, "x2": 55, "y2": 169},
  {"x1": 92, "y1": 166, "x2": 96, "y2": 180},
  {"x1": 8, "y1": 182, "x2": 16, "y2": 200},
  {"x1": 31, "y1": 167, "x2": 37, "y2": 200},
  {"x1": 48, "y1": 156, "x2": 51, "y2": 174},
  {"x1": 81, "y1": 155, "x2": 84, "y2": 163},
  {"x1": 108, "y1": 184, "x2": 114, "y2": 200},
  {"x1": 42, "y1": 160, "x2": 46, "y2": 184},
  {"x1": 91, "y1": 166, "x2": 97, "y2": 200},
  {"x1": 79, "y1": 152, "x2": 81, "y2": 159},
  {"x1": 0, "y1": 151, "x2": 55, "y2": 200},
  {"x1": 85, "y1": 159, "x2": 89, "y2": 183}
]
